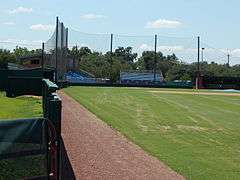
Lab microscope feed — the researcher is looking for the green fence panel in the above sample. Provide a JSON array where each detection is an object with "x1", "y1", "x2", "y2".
[
  {"x1": 0, "y1": 118, "x2": 48, "y2": 180},
  {"x1": 0, "y1": 68, "x2": 55, "y2": 93},
  {"x1": 7, "y1": 76, "x2": 43, "y2": 97},
  {"x1": 42, "y1": 79, "x2": 62, "y2": 180}
]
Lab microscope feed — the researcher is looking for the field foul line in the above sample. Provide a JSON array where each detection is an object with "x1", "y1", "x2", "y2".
[{"x1": 149, "y1": 91, "x2": 240, "y2": 97}]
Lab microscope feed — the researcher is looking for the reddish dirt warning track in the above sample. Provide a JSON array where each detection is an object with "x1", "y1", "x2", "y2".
[{"x1": 59, "y1": 91, "x2": 184, "y2": 180}]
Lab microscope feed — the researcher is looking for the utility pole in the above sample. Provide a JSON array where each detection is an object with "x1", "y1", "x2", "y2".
[{"x1": 154, "y1": 34, "x2": 157, "y2": 83}]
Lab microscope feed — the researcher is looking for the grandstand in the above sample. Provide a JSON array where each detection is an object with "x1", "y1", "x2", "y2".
[
  {"x1": 120, "y1": 70, "x2": 164, "y2": 85},
  {"x1": 65, "y1": 71, "x2": 109, "y2": 84}
]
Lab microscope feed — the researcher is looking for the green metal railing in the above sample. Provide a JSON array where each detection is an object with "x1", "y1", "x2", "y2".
[
  {"x1": 42, "y1": 79, "x2": 62, "y2": 180},
  {"x1": 0, "y1": 78, "x2": 62, "y2": 180}
]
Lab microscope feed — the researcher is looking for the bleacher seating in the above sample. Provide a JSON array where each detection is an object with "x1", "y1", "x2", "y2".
[
  {"x1": 120, "y1": 71, "x2": 164, "y2": 85},
  {"x1": 65, "y1": 71, "x2": 96, "y2": 83},
  {"x1": 65, "y1": 71, "x2": 109, "y2": 84}
]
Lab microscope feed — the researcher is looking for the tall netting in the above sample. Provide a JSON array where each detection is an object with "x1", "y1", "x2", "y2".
[
  {"x1": 42, "y1": 20, "x2": 240, "y2": 84},
  {"x1": 44, "y1": 31, "x2": 56, "y2": 68},
  {"x1": 112, "y1": 34, "x2": 198, "y2": 63},
  {"x1": 157, "y1": 36, "x2": 197, "y2": 63},
  {"x1": 44, "y1": 18, "x2": 68, "y2": 81},
  {"x1": 201, "y1": 42, "x2": 230, "y2": 65},
  {"x1": 113, "y1": 34, "x2": 155, "y2": 57},
  {"x1": 68, "y1": 29, "x2": 110, "y2": 53}
]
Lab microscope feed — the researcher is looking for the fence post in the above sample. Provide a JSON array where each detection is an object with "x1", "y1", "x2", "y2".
[{"x1": 48, "y1": 97, "x2": 62, "y2": 180}]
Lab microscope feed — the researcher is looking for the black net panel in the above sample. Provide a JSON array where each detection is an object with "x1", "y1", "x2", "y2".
[
  {"x1": 113, "y1": 34, "x2": 155, "y2": 57},
  {"x1": 0, "y1": 118, "x2": 48, "y2": 179},
  {"x1": 44, "y1": 18, "x2": 68, "y2": 81},
  {"x1": 69, "y1": 29, "x2": 110, "y2": 54},
  {"x1": 201, "y1": 42, "x2": 230, "y2": 65},
  {"x1": 157, "y1": 36, "x2": 197, "y2": 63}
]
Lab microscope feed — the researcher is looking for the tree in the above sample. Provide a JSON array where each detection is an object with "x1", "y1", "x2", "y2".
[
  {"x1": 137, "y1": 51, "x2": 180, "y2": 77},
  {"x1": 13, "y1": 46, "x2": 41, "y2": 57},
  {"x1": 0, "y1": 49, "x2": 16, "y2": 69},
  {"x1": 137, "y1": 51, "x2": 156, "y2": 70},
  {"x1": 113, "y1": 47, "x2": 137, "y2": 64}
]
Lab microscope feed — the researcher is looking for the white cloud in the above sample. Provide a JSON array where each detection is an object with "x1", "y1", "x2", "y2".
[
  {"x1": 80, "y1": 13, "x2": 107, "y2": 20},
  {"x1": 145, "y1": 19, "x2": 182, "y2": 29},
  {"x1": 30, "y1": 24, "x2": 55, "y2": 31},
  {"x1": 3, "y1": 22, "x2": 15, "y2": 26},
  {"x1": 9, "y1": 7, "x2": 33, "y2": 14}
]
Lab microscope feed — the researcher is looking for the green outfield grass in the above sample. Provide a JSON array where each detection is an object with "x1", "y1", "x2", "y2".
[
  {"x1": 0, "y1": 91, "x2": 44, "y2": 179},
  {"x1": 64, "y1": 87, "x2": 240, "y2": 180},
  {"x1": 0, "y1": 92, "x2": 42, "y2": 119}
]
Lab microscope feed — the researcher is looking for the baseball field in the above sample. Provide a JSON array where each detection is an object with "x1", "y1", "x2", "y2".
[{"x1": 64, "y1": 87, "x2": 240, "y2": 180}]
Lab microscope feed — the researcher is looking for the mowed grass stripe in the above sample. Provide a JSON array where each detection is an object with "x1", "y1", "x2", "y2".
[{"x1": 64, "y1": 87, "x2": 240, "y2": 180}]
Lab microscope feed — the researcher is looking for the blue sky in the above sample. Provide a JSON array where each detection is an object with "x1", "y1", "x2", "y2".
[{"x1": 1, "y1": 0, "x2": 240, "y2": 64}]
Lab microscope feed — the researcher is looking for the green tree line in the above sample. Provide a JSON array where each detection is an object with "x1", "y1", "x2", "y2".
[
  {"x1": 69, "y1": 46, "x2": 240, "y2": 82},
  {"x1": 1, "y1": 46, "x2": 240, "y2": 82}
]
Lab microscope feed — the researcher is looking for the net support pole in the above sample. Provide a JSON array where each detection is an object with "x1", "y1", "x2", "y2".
[
  {"x1": 154, "y1": 34, "x2": 157, "y2": 83},
  {"x1": 227, "y1": 54, "x2": 230, "y2": 67},
  {"x1": 41, "y1": 42, "x2": 45, "y2": 72},
  {"x1": 55, "y1": 17, "x2": 59, "y2": 83},
  {"x1": 110, "y1": 34, "x2": 113, "y2": 54},
  {"x1": 196, "y1": 36, "x2": 200, "y2": 89},
  {"x1": 74, "y1": 45, "x2": 78, "y2": 72},
  {"x1": 60, "y1": 23, "x2": 64, "y2": 80},
  {"x1": 66, "y1": 28, "x2": 68, "y2": 50},
  {"x1": 110, "y1": 33, "x2": 113, "y2": 64},
  {"x1": 110, "y1": 34, "x2": 113, "y2": 80}
]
